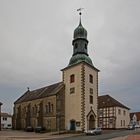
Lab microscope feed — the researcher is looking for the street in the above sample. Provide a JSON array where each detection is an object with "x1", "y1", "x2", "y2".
[
  {"x1": 0, "y1": 129, "x2": 140, "y2": 140},
  {"x1": 54, "y1": 129, "x2": 140, "y2": 140}
]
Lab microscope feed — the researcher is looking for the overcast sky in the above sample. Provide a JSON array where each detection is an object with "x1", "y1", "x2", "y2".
[{"x1": 0, "y1": 0, "x2": 140, "y2": 114}]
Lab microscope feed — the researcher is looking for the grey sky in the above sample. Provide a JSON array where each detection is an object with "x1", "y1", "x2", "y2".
[{"x1": 0, "y1": 0, "x2": 140, "y2": 114}]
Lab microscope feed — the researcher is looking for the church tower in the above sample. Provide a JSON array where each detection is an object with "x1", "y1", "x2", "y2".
[{"x1": 62, "y1": 12, "x2": 99, "y2": 131}]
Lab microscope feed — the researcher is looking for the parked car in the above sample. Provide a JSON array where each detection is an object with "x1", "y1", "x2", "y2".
[
  {"x1": 85, "y1": 127, "x2": 102, "y2": 135},
  {"x1": 127, "y1": 125, "x2": 135, "y2": 130},
  {"x1": 25, "y1": 126, "x2": 34, "y2": 132},
  {"x1": 5, "y1": 124, "x2": 12, "y2": 129},
  {"x1": 135, "y1": 124, "x2": 140, "y2": 128},
  {"x1": 35, "y1": 126, "x2": 46, "y2": 133}
]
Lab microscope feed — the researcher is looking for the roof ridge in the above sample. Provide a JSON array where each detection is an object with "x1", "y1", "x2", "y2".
[
  {"x1": 30, "y1": 81, "x2": 62, "y2": 92},
  {"x1": 14, "y1": 82, "x2": 64, "y2": 104}
]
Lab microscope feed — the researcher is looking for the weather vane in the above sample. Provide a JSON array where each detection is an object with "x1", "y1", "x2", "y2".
[{"x1": 77, "y1": 8, "x2": 84, "y2": 15}]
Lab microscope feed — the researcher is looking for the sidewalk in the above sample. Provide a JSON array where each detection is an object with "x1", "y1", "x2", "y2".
[
  {"x1": 0, "y1": 130, "x2": 80, "y2": 140},
  {"x1": 109, "y1": 136, "x2": 128, "y2": 140},
  {"x1": 127, "y1": 135, "x2": 140, "y2": 140},
  {"x1": 110, "y1": 135, "x2": 140, "y2": 140}
]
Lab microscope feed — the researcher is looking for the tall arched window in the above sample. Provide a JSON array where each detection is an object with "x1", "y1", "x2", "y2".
[
  {"x1": 85, "y1": 44, "x2": 87, "y2": 50},
  {"x1": 90, "y1": 95, "x2": 93, "y2": 104},
  {"x1": 70, "y1": 74, "x2": 75, "y2": 83},
  {"x1": 48, "y1": 102, "x2": 51, "y2": 113},
  {"x1": 75, "y1": 43, "x2": 78, "y2": 49},
  {"x1": 89, "y1": 74, "x2": 93, "y2": 83}
]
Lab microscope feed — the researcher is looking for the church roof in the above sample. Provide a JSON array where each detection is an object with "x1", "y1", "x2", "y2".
[
  {"x1": 98, "y1": 95, "x2": 129, "y2": 110},
  {"x1": 14, "y1": 82, "x2": 64, "y2": 104},
  {"x1": 69, "y1": 53, "x2": 93, "y2": 67},
  {"x1": 73, "y1": 19, "x2": 87, "y2": 40}
]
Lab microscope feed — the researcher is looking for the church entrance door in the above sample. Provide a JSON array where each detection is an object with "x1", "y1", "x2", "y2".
[
  {"x1": 89, "y1": 115, "x2": 95, "y2": 129},
  {"x1": 70, "y1": 120, "x2": 76, "y2": 130}
]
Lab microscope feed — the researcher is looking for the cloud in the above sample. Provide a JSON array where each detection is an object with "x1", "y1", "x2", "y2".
[{"x1": 0, "y1": 0, "x2": 140, "y2": 113}]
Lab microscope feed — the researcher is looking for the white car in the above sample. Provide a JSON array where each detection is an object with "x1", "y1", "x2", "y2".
[
  {"x1": 85, "y1": 127, "x2": 102, "y2": 135},
  {"x1": 127, "y1": 125, "x2": 135, "y2": 130},
  {"x1": 135, "y1": 124, "x2": 140, "y2": 128}
]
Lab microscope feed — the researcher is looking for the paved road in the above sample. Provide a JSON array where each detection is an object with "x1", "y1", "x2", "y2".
[
  {"x1": 52, "y1": 129, "x2": 140, "y2": 140},
  {"x1": 0, "y1": 129, "x2": 140, "y2": 140}
]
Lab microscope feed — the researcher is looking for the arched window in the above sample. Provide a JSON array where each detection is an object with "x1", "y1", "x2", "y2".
[
  {"x1": 90, "y1": 88, "x2": 93, "y2": 94},
  {"x1": 70, "y1": 87, "x2": 75, "y2": 94},
  {"x1": 90, "y1": 95, "x2": 93, "y2": 104},
  {"x1": 85, "y1": 44, "x2": 87, "y2": 50},
  {"x1": 48, "y1": 102, "x2": 51, "y2": 113},
  {"x1": 70, "y1": 74, "x2": 75, "y2": 83},
  {"x1": 89, "y1": 74, "x2": 93, "y2": 83},
  {"x1": 75, "y1": 43, "x2": 78, "y2": 49},
  {"x1": 121, "y1": 120, "x2": 123, "y2": 126}
]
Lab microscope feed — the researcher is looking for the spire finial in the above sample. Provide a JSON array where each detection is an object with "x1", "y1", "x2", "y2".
[
  {"x1": 77, "y1": 8, "x2": 84, "y2": 15},
  {"x1": 27, "y1": 87, "x2": 30, "y2": 91},
  {"x1": 77, "y1": 8, "x2": 84, "y2": 25}
]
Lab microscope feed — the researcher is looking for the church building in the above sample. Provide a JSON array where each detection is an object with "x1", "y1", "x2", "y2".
[{"x1": 13, "y1": 13, "x2": 99, "y2": 132}]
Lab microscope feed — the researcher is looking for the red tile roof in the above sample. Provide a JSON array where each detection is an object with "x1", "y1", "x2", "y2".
[{"x1": 130, "y1": 112, "x2": 140, "y2": 120}]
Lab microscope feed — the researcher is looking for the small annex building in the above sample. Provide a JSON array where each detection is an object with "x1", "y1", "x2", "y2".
[
  {"x1": 0, "y1": 102, "x2": 2, "y2": 131},
  {"x1": 1, "y1": 112, "x2": 12, "y2": 129}
]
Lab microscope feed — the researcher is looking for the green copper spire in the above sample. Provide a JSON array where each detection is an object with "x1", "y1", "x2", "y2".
[
  {"x1": 73, "y1": 12, "x2": 87, "y2": 40},
  {"x1": 68, "y1": 11, "x2": 93, "y2": 66}
]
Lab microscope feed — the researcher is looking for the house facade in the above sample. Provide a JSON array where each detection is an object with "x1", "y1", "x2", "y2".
[
  {"x1": 130, "y1": 112, "x2": 140, "y2": 126},
  {"x1": 0, "y1": 102, "x2": 2, "y2": 131},
  {"x1": 13, "y1": 13, "x2": 99, "y2": 132},
  {"x1": 98, "y1": 95, "x2": 130, "y2": 129},
  {"x1": 1, "y1": 112, "x2": 12, "y2": 129}
]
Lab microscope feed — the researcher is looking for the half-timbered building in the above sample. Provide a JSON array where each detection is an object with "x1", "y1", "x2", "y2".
[{"x1": 98, "y1": 95, "x2": 130, "y2": 129}]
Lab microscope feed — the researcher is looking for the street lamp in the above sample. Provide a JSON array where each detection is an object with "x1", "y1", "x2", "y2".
[{"x1": 0, "y1": 102, "x2": 3, "y2": 131}]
